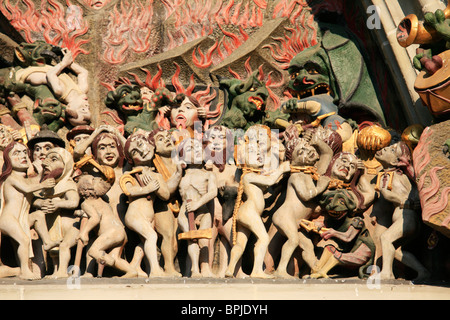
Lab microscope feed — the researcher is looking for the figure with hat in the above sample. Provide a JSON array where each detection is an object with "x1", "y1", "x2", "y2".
[
  {"x1": 30, "y1": 147, "x2": 80, "y2": 278},
  {"x1": 27, "y1": 125, "x2": 65, "y2": 176}
]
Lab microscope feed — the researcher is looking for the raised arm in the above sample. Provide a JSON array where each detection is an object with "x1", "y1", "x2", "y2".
[{"x1": 46, "y1": 49, "x2": 74, "y2": 97}]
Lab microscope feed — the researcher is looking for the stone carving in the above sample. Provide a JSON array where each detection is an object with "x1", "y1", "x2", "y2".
[{"x1": 0, "y1": 0, "x2": 445, "y2": 282}]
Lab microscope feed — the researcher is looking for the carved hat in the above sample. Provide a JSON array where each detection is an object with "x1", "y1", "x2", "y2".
[
  {"x1": 27, "y1": 125, "x2": 65, "y2": 150},
  {"x1": 66, "y1": 125, "x2": 95, "y2": 141}
]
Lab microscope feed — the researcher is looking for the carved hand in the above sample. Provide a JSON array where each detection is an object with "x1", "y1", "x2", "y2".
[{"x1": 41, "y1": 178, "x2": 56, "y2": 189}]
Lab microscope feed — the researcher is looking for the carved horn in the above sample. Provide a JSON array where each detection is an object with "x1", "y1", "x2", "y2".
[{"x1": 396, "y1": 3, "x2": 450, "y2": 48}]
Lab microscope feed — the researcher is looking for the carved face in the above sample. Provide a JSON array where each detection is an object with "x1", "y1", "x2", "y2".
[
  {"x1": 375, "y1": 143, "x2": 402, "y2": 167},
  {"x1": 96, "y1": 136, "x2": 119, "y2": 167},
  {"x1": 105, "y1": 85, "x2": 143, "y2": 116},
  {"x1": 245, "y1": 126, "x2": 271, "y2": 168},
  {"x1": 233, "y1": 74, "x2": 269, "y2": 116},
  {"x1": 288, "y1": 46, "x2": 332, "y2": 99},
  {"x1": 140, "y1": 87, "x2": 155, "y2": 105},
  {"x1": 127, "y1": 135, "x2": 154, "y2": 166},
  {"x1": 33, "y1": 98, "x2": 63, "y2": 126},
  {"x1": 171, "y1": 97, "x2": 199, "y2": 130},
  {"x1": 33, "y1": 141, "x2": 55, "y2": 162},
  {"x1": 331, "y1": 153, "x2": 358, "y2": 183},
  {"x1": 180, "y1": 139, "x2": 203, "y2": 165},
  {"x1": 10, "y1": 143, "x2": 30, "y2": 171},
  {"x1": 290, "y1": 139, "x2": 319, "y2": 166},
  {"x1": 66, "y1": 95, "x2": 91, "y2": 126},
  {"x1": 73, "y1": 133, "x2": 91, "y2": 146},
  {"x1": 41, "y1": 151, "x2": 65, "y2": 180},
  {"x1": 14, "y1": 41, "x2": 57, "y2": 67},
  {"x1": 320, "y1": 189, "x2": 357, "y2": 220},
  {"x1": 207, "y1": 126, "x2": 228, "y2": 153},
  {"x1": 153, "y1": 130, "x2": 174, "y2": 157}
]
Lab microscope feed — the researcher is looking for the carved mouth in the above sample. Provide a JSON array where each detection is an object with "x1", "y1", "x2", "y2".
[
  {"x1": 122, "y1": 104, "x2": 143, "y2": 111},
  {"x1": 41, "y1": 110, "x2": 57, "y2": 116},
  {"x1": 290, "y1": 83, "x2": 331, "y2": 99},
  {"x1": 328, "y1": 210, "x2": 346, "y2": 219},
  {"x1": 248, "y1": 96, "x2": 264, "y2": 110}
]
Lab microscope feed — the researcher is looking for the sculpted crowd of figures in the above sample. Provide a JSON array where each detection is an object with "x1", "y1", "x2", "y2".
[{"x1": 1, "y1": 13, "x2": 449, "y2": 280}]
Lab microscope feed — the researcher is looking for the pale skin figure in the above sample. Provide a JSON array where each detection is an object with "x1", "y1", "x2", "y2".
[
  {"x1": 0, "y1": 142, "x2": 56, "y2": 280},
  {"x1": 272, "y1": 132, "x2": 332, "y2": 278},
  {"x1": 177, "y1": 138, "x2": 218, "y2": 278},
  {"x1": 22, "y1": 48, "x2": 91, "y2": 126},
  {"x1": 203, "y1": 126, "x2": 240, "y2": 277},
  {"x1": 77, "y1": 175, "x2": 137, "y2": 278},
  {"x1": 30, "y1": 148, "x2": 80, "y2": 278},
  {"x1": 151, "y1": 129, "x2": 182, "y2": 277},
  {"x1": 122, "y1": 133, "x2": 170, "y2": 277},
  {"x1": 45, "y1": 49, "x2": 91, "y2": 126},
  {"x1": 225, "y1": 126, "x2": 291, "y2": 278},
  {"x1": 374, "y1": 142, "x2": 430, "y2": 281}
]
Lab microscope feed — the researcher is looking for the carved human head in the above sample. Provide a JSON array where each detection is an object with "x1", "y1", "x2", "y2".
[
  {"x1": 92, "y1": 132, "x2": 124, "y2": 168},
  {"x1": 124, "y1": 132, "x2": 155, "y2": 166},
  {"x1": 170, "y1": 94, "x2": 203, "y2": 130}
]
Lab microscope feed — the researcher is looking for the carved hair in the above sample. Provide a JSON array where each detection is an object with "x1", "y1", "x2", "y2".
[
  {"x1": 395, "y1": 141, "x2": 415, "y2": 180},
  {"x1": 203, "y1": 125, "x2": 235, "y2": 171},
  {"x1": 324, "y1": 152, "x2": 365, "y2": 211},
  {"x1": 123, "y1": 132, "x2": 154, "y2": 165},
  {"x1": 0, "y1": 141, "x2": 31, "y2": 187},
  {"x1": 91, "y1": 132, "x2": 125, "y2": 168}
]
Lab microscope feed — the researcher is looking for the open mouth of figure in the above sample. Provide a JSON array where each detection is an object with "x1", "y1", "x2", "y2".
[
  {"x1": 290, "y1": 83, "x2": 331, "y2": 99},
  {"x1": 175, "y1": 115, "x2": 187, "y2": 129},
  {"x1": 248, "y1": 96, "x2": 264, "y2": 111},
  {"x1": 339, "y1": 168, "x2": 349, "y2": 175},
  {"x1": 328, "y1": 210, "x2": 346, "y2": 219},
  {"x1": 105, "y1": 155, "x2": 116, "y2": 162},
  {"x1": 122, "y1": 104, "x2": 143, "y2": 111}
]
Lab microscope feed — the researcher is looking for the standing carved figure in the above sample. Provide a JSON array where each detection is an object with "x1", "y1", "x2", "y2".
[
  {"x1": 374, "y1": 142, "x2": 430, "y2": 281},
  {"x1": 121, "y1": 132, "x2": 170, "y2": 277},
  {"x1": 0, "y1": 142, "x2": 55, "y2": 279},
  {"x1": 77, "y1": 172, "x2": 137, "y2": 278},
  {"x1": 272, "y1": 129, "x2": 332, "y2": 278},
  {"x1": 177, "y1": 138, "x2": 217, "y2": 278},
  {"x1": 225, "y1": 125, "x2": 290, "y2": 278}
]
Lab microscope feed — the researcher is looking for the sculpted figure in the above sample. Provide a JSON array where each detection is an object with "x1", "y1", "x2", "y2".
[
  {"x1": 68, "y1": 125, "x2": 128, "y2": 276},
  {"x1": 104, "y1": 84, "x2": 172, "y2": 136},
  {"x1": 77, "y1": 172, "x2": 137, "y2": 278},
  {"x1": 177, "y1": 138, "x2": 217, "y2": 278},
  {"x1": 30, "y1": 147, "x2": 80, "y2": 278},
  {"x1": 170, "y1": 93, "x2": 207, "y2": 142},
  {"x1": 44, "y1": 49, "x2": 91, "y2": 126},
  {"x1": 121, "y1": 132, "x2": 171, "y2": 277},
  {"x1": 305, "y1": 207, "x2": 375, "y2": 279},
  {"x1": 203, "y1": 125, "x2": 239, "y2": 277},
  {"x1": 66, "y1": 125, "x2": 95, "y2": 162},
  {"x1": 225, "y1": 125, "x2": 290, "y2": 278},
  {"x1": 272, "y1": 129, "x2": 333, "y2": 278},
  {"x1": 0, "y1": 41, "x2": 66, "y2": 131},
  {"x1": 0, "y1": 142, "x2": 55, "y2": 279},
  {"x1": 148, "y1": 128, "x2": 182, "y2": 277},
  {"x1": 374, "y1": 142, "x2": 430, "y2": 281},
  {"x1": 218, "y1": 71, "x2": 288, "y2": 130},
  {"x1": 27, "y1": 125, "x2": 66, "y2": 175},
  {"x1": 302, "y1": 152, "x2": 375, "y2": 279}
]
